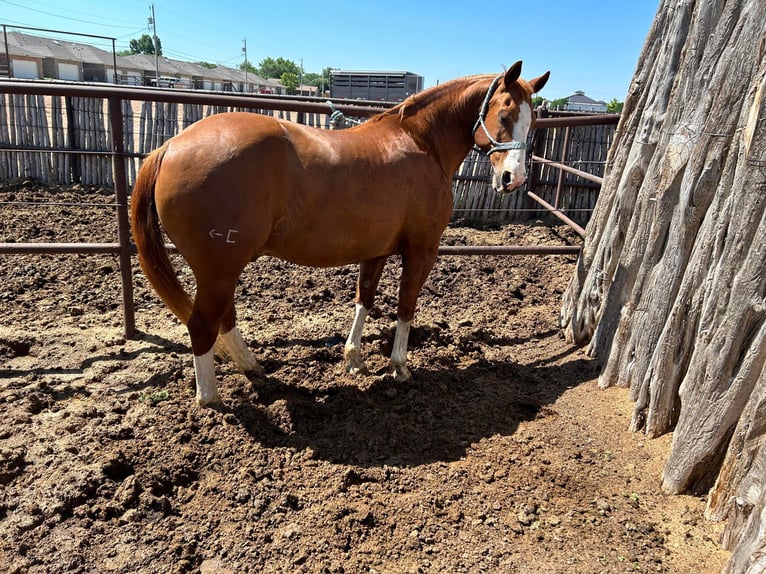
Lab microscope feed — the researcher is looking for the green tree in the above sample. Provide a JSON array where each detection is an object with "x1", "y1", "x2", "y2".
[
  {"x1": 280, "y1": 71, "x2": 299, "y2": 94},
  {"x1": 303, "y1": 72, "x2": 321, "y2": 86},
  {"x1": 302, "y1": 67, "x2": 335, "y2": 92},
  {"x1": 197, "y1": 61, "x2": 218, "y2": 69},
  {"x1": 550, "y1": 97, "x2": 569, "y2": 110},
  {"x1": 607, "y1": 98, "x2": 624, "y2": 113},
  {"x1": 129, "y1": 34, "x2": 162, "y2": 56},
  {"x1": 239, "y1": 59, "x2": 258, "y2": 74},
  {"x1": 257, "y1": 57, "x2": 300, "y2": 79}
]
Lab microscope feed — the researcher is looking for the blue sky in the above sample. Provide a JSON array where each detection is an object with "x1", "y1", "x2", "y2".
[{"x1": 1, "y1": 0, "x2": 659, "y2": 101}]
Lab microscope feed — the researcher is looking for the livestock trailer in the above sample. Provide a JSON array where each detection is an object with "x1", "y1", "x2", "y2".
[{"x1": 330, "y1": 70, "x2": 424, "y2": 102}]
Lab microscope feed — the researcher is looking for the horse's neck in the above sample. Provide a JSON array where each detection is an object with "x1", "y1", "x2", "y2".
[{"x1": 398, "y1": 77, "x2": 493, "y2": 173}]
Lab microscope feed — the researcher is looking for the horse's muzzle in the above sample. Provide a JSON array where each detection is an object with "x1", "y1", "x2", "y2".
[{"x1": 494, "y1": 170, "x2": 526, "y2": 193}]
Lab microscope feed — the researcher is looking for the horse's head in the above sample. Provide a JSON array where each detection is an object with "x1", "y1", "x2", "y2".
[{"x1": 472, "y1": 62, "x2": 550, "y2": 192}]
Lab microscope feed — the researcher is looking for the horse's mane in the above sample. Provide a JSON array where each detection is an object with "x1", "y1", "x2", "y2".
[{"x1": 371, "y1": 74, "x2": 494, "y2": 124}]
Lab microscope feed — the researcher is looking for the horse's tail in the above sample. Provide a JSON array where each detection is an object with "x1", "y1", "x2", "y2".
[{"x1": 130, "y1": 144, "x2": 194, "y2": 325}]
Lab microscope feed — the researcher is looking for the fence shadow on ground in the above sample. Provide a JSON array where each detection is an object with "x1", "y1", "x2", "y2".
[{"x1": 0, "y1": 329, "x2": 186, "y2": 395}]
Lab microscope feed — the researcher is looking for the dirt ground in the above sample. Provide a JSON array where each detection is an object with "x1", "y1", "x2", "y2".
[{"x1": 0, "y1": 181, "x2": 730, "y2": 573}]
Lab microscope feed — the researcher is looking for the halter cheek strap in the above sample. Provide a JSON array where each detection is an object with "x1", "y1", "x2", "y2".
[{"x1": 472, "y1": 74, "x2": 527, "y2": 155}]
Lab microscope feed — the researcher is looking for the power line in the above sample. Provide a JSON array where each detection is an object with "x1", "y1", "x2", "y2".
[
  {"x1": 160, "y1": 46, "x2": 239, "y2": 65},
  {"x1": 0, "y1": 0, "x2": 142, "y2": 29},
  {"x1": 3, "y1": 0, "x2": 261, "y2": 70},
  {"x1": 151, "y1": 0, "x2": 250, "y2": 44},
  {"x1": 115, "y1": 29, "x2": 149, "y2": 41},
  {"x1": 149, "y1": 0, "x2": 270, "y2": 62}
]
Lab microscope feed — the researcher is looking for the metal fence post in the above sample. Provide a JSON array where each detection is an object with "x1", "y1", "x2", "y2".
[
  {"x1": 554, "y1": 126, "x2": 571, "y2": 210},
  {"x1": 107, "y1": 96, "x2": 136, "y2": 338},
  {"x1": 526, "y1": 106, "x2": 549, "y2": 219}
]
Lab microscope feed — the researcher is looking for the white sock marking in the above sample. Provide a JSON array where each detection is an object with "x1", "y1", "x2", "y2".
[
  {"x1": 220, "y1": 326, "x2": 260, "y2": 372},
  {"x1": 193, "y1": 348, "x2": 219, "y2": 406},
  {"x1": 390, "y1": 318, "x2": 411, "y2": 369},
  {"x1": 345, "y1": 304, "x2": 368, "y2": 356}
]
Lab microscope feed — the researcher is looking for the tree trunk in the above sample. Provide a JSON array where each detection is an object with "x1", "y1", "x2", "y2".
[{"x1": 559, "y1": 0, "x2": 766, "y2": 570}]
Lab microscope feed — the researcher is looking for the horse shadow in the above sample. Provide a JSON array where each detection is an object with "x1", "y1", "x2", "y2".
[{"x1": 230, "y1": 337, "x2": 597, "y2": 468}]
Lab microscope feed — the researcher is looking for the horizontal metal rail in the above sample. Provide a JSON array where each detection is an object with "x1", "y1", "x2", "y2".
[
  {"x1": 526, "y1": 191, "x2": 587, "y2": 238},
  {"x1": 438, "y1": 244, "x2": 580, "y2": 255},
  {"x1": 534, "y1": 113, "x2": 620, "y2": 128},
  {"x1": 0, "y1": 80, "x2": 621, "y2": 127},
  {"x1": 0, "y1": 242, "x2": 581, "y2": 257},
  {"x1": 0, "y1": 145, "x2": 144, "y2": 158},
  {"x1": 0, "y1": 80, "x2": 387, "y2": 117},
  {"x1": 530, "y1": 154, "x2": 604, "y2": 185},
  {"x1": 0, "y1": 243, "x2": 124, "y2": 254}
]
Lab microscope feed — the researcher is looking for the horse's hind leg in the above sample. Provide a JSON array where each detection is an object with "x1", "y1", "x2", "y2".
[
  {"x1": 187, "y1": 278, "x2": 239, "y2": 406},
  {"x1": 216, "y1": 303, "x2": 263, "y2": 375},
  {"x1": 345, "y1": 255, "x2": 387, "y2": 374}
]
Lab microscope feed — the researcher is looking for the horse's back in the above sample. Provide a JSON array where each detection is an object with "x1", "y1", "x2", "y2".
[{"x1": 164, "y1": 112, "x2": 287, "y2": 166}]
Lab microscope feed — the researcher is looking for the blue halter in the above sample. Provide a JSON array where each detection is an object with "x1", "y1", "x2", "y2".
[{"x1": 472, "y1": 74, "x2": 527, "y2": 155}]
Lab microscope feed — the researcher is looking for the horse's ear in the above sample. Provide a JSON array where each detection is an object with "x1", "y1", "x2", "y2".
[
  {"x1": 529, "y1": 71, "x2": 550, "y2": 94},
  {"x1": 504, "y1": 61, "x2": 523, "y2": 86}
]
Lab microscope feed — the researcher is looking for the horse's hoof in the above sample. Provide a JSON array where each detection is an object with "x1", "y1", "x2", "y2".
[
  {"x1": 388, "y1": 362, "x2": 412, "y2": 382},
  {"x1": 344, "y1": 348, "x2": 369, "y2": 375},
  {"x1": 196, "y1": 394, "x2": 224, "y2": 408},
  {"x1": 346, "y1": 361, "x2": 369, "y2": 376}
]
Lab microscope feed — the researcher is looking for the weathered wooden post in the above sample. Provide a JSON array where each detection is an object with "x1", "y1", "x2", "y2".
[
  {"x1": 64, "y1": 96, "x2": 80, "y2": 183},
  {"x1": 559, "y1": 0, "x2": 766, "y2": 571}
]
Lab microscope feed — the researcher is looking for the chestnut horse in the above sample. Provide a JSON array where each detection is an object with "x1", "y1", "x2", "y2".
[{"x1": 131, "y1": 61, "x2": 549, "y2": 406}]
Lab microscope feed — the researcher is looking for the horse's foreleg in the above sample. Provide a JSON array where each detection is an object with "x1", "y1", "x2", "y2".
[
  {"x1": 390, "y1": 248, "x2": 438, "y2": 381},
  {"x1": 345, "y1": 303, "x2": 369, "y2": 374},
  {"x1": 217, "y1": 303, "x2": 263, "y2": 375},
  {"x1": 389, "y1": 318, "x2": 412, "y2": 381},
  {"x1": 344, "y1": 256, "x2": 387, "y2": 375}
]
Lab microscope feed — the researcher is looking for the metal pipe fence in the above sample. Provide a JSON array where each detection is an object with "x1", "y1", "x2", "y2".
[{"x1": 0, "y1": 81, "x2": 618, "y2": 338}]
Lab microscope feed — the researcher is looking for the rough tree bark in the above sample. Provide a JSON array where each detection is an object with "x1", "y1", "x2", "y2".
[{"x1": 558, "y1": 0, "x2": 765, "y2": 571}]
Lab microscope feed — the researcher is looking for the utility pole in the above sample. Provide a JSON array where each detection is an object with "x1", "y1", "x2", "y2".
[
  {"x1": 148, "y1": 4, "x2": 159, "y2": 85},
  {"x1": 242, "y1": 38, "x2": 248, "y2": 93}
]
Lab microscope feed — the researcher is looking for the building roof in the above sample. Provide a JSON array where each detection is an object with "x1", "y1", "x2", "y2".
[
  {"x1": 120, "y1": 54, "x2": 210, "y2": 78},
  {"x1": 566, "y1": 90, "x2": 607, "y2": 105},
  {"x1": 4, "y1": 30, "x2": 280, "y2": 89},
  {"x1": 330, "y1": 69, "x2": 422, "y2": 77},
  {"x1": 6, "y1": 31, "x2": 128, "y2": 66}
]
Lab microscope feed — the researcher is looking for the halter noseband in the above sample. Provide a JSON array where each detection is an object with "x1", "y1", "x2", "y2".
[{"x1": 472, "y1": 74, "x2": 527, "y2": 155}]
